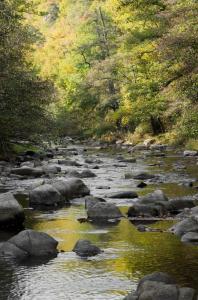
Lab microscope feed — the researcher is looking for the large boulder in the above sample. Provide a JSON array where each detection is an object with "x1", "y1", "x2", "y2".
[
  {"x1": 139, "y1": 190, "x2": 168, "y2": 205},
  {"x1": 168, "y1": 198, "x2": 196, "y2": 214},
  {"x1": 29, "y1": 184, "x2": 64, "y2": 208},
  {"x1": 169, "y1": 216, "x2": 198, "y2": 237},
  {"x1": 124, "y1": 272, "x2": 197, "y2": 300},
  {"x1": 52, "y1": 178, "x2": 90, "y2": 202},
  {"x1": 11, "y1": 167, "x2": 44, "y2": 177},
  {"x1": 84, "y1": 195, "x2": 106, "y2": 209},
  {"x1": 0, "y1": 192, "x2": 25, "y2": 228},
  {"x1": 73, "y1": 239, "x2": 102, "y2": 257},
  {"x1": 107, "y1": 191, "x2": 138, "y2": 199},
  {"x1": 127, "y1": 204, "x2": 166, "y2": 218},
  {"x1": 42, "y1": 164, "x2": 61, "y2": 175},
  {"x1": 87, "y1": 202, "x2": 123, "y2": 221},
  {"x1": 181, "y1": 232, "x2": 198, "y2": 245},
  {"x1": 0, "y1": 230, "x2": 58, "y2": 259}
]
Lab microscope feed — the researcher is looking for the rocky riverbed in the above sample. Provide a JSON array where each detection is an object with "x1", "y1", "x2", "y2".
[{"x1": 0, "y1": 140, "x2": 198, "y2": 299}]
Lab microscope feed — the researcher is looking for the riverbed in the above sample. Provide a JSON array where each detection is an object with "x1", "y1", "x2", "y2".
[{"x1": 0, "y1": 145, "x2": 198, "y2": 299}]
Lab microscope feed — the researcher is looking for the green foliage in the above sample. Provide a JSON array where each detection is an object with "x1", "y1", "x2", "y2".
[
  {"x1": 0, "y1": 0, "x2": 55, "y2": 153},
  {"x1": 26, "y1": 0, "x2": 198, "y2": 142}
]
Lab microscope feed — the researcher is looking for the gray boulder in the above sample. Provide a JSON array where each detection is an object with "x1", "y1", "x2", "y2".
[
  {"x1": 178, "y1": 287, "x2": 197, "y2": 300},
  {"x1": 128, "y1": 204, "x2": 166, "y2": 218},
  {"x1": 0, "y1": 230, "x2": 58, "y2": 259},
  {"x1": 124, "y1": 272, "x2": 197, "y2": 300},
  {"x1": 29, "y1": 184, "x2": 64, "y2": 208},
  {"x1": 73, "y1": 239, "x2": 102, "y2": 257},
  {"x1": 52, "y1": 178, "x2": 90, "y2": 201},
  {"x1": 58, "y1": 159, "x2": 81, "y2": 167},
  {"x1": 168, "y1": 198, "x2": 195, "y2": 213},
  {"x1": 181, "y1": 232, "x2": 198, "y2": 244},
  {"x1": 87, "y1": 202, "x2": 123, "y2": 221},
  {"x1": 138, "y1": 281, "x2": 178, "y2": 300},
  {"x1": 133, "y1": 173, "x2": 156, "y2": 180},
  {"x1": 11, "y1": 167, "x2": 44, "y2": 177},
  {"x1": 138, "y1": 190, "x2": 168, "y2": 206},
  {"x1": 84, "y1": 195, "x2": 106, "y2": 209},
  {"x1": 42, "y1": 164, "x2": 61, "y2": 174},
  {"x1": 0, "y1": 192, "x2": 25, "y2": 228},
  {"x1": 80, "y1": 170, "x2": 96, "y2": 178},
  {"x1": 107, "y1": 191, "x2": 138, "y2": 199},
  {"x1": 170, "y1": 216, "x2": 198, "y2": 237}
]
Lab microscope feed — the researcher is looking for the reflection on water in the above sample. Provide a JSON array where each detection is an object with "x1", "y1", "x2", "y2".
[
  {"x1": 1, "y1": 205, "x2": 196, "y2": 300},
  {"x1": 0, "y1": 149, "x2": 198, "y2": 299}
]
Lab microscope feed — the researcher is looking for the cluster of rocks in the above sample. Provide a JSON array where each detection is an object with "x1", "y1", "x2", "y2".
[
  {"x1": 127, "y1": 190, "x2": 198, "y2": 219},
  {"x1": 124, "y1": 272, "x2": 198, "y2": 300}
]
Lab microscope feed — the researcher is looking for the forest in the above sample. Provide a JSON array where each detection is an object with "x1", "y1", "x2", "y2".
[{"x1": 1, "y1": 0, "x2": 198, "y2": 151}]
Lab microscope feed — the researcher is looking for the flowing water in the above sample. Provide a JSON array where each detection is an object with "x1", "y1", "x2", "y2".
[{"x1": 0, "y1": 145, "x2": 198, "y2": 299}]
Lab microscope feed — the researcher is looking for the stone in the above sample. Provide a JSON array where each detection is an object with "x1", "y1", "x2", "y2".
[
  {"x1": 128, "y1": 204, "x2": 166, "y2": 218},
  {"x1": 11, "y1": 167, "x2": 44, "y2": 177},
  {"x1": 107, "y1": 191, "x2": 138, "y2": 199},
  {"x1": 80, "y1": 170, "x2": 96, "y2": 178},
  {"x1": 52, "y1": 178, "x2": 90, "y2": 201},
  {"x1": 0, "y1": 192, "x2": 25, "y2": 228},
  {"x1": 170, "y1": 216, "x2": 198, "y2": 237},
  {"x1": 133, "y1": 173, "x2": 156, "y2": 180},
  {"x1": 73, "y1": 239, "x2": 102, "y2": 257},
  {"x1": 181, "y1": 232, "x2": 198, "y2": 244},
  {"x1": 84, "y1": 195, "x2": 106, "y2": 209},
  {"x1": 138, "y1": 190, "x2": 168, "y2": 205},
  {"x1": 0, "y1": 229, "x2": 58, "y2": 259},
  {"x1": 29, "y1": 184, "x2": 64, "y2": 208},
  {"x1": 87, "y1": 202, "x2": 123, "y2": 221}
]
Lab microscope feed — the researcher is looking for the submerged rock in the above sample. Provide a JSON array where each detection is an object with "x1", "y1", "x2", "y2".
[
  {"x1": 73, "y1": 239, "x2": 102, "y2": 257},
  {"x1": 0, "y1": 192, "x2": 25, "y2": 228},
  {"x1": 0, "y1": 230, "x2": 58, "y2": 260}
]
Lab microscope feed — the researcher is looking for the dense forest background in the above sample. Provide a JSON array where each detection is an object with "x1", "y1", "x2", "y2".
[{"x1": 1, "y1": 0, "x2": 198, "y2": 151}]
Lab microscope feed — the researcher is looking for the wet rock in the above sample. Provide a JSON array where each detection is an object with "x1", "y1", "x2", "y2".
[
  {"x1": 183, "y1": 150, "x2": 198, "y2": 157},
  {"x1": 52, "y1": 178, "x2": 90, "y2": 202},
  {"x1": 87, "y1": 202, "x2": 123, "y2": 221},
  {"x1": 58, "y1": 159, "x2": 81, "y2": 167},
  {"x1": 80, "y1": 170, "x2": 96, "y2": 178},
  {"x1": 29, "y1": 184, "x2": 64, "y2": 208},
  {"x1": 65, "y1": 170, "x2": 81, "y2": 178},
  {"x1": 178, "y1": 287, "x2": 197, "y2": 300},
  {"x1": 96, "y1": 186, "x2": 111, "y2": 190},
  {"x1": 43, "y1": 164, "x2": 61, "y2": 175},
  {"x1": 137, "y1": 182, "x2": 147, "y2": 188},
  {"x1": 107, "y1": 191, "x2": 138, "y2": 199},
  {"x1": 84, "y1": 195, "x2": 106, "y2": 209},
  {"x1": 0, "y1": 192, "x2": 25, "y2": 228},
  {"x1": 169, "y1": 216, "x2": 198, "y2": 238},
  {"x1": 0, "y1": 230, "x2": 58, "y2": 259},
  {"x1": 181, "y1": 232, "x2": 198, "y2": 244},
  {"x1": 168, "y1": 198, "x2": 196, "y2": 213},
  {"x1": 73, "y1": 239, "x2": 102, "y2": 257},
  {"x1": 138, "y1": 190, "x2": 168, "y2": 205},
  {"x1": 137, "y1": 272, "x2": 176, "y2": 289},
  {"x1": 11, "y1": 167, "x2": 44, "y2": 177},
  {"x1": 133, "y1": 172, "x2": 156, "y2": 180},
  {"x1": 138, "y1": 281, "x2": 178, "y2": 300},
  {"x1": 119, "y1": 158, "x2": 136, "y2": 163},
  {"x1": 128, "y1": 204, "x2": 166, "y2": 218}
]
